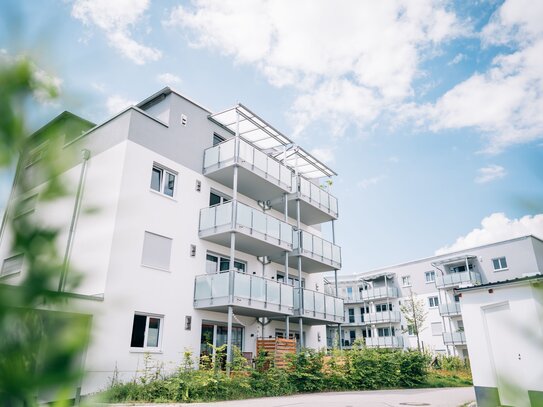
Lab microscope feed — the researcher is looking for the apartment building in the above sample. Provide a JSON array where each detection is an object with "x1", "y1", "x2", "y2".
[
  {"x1": 0, "y1": 88, "x2": 344, "y2": 397},
  {"x1": 331, "y1": 235, "x2": 543, "y2": 357}
]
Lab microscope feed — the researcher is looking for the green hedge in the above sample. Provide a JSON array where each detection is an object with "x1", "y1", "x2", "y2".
[{"x1": 103, "y1": 347, "x2": 435, "y2": 403}]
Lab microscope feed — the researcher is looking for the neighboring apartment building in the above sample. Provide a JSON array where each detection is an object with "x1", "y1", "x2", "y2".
[
  {"x1": 0, "y1": 88, "x2": 344, "y2": 397},
  {"x1": 331, "y1": 235, "x2": 543, "y2": 358}
]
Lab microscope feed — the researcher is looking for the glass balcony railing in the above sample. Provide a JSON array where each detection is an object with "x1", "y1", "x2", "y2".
[
  {"x1": 194, "y1": 270, "x2": 294, "y2": 315},
  {"x1": 293, "y1": 230, "x2": 341, "y2": 269},
  {"x1": 203, "y1": 137, "x2": 293, "y2": 193},
  {"x1": 344, "y1": 287, "x2": 398, "y2": 303},
  {"x1": 361, "y1": 311, "x2": 401, "y2": 324},
  {"x1": 298, "y1": 177, "x2": 338, "y2": 218},
  {"x1": 199, "y1": 201, "x2": 293, "y2": 252},
  {"x1": 443, "y1": 331, "x2": 466, "y2": 345},
  {"x1": 365, "y1": 336, "x2": 403, "y2": 348},
  {"x1": 439, "y1": 302, "x2": 462, "y2": 316},
  {"x1": 293, "y1": 287, "x2": 344, "y2": 323},
  {"x1": 435, "y1": 271, "x2": 481, "y2": 289}
]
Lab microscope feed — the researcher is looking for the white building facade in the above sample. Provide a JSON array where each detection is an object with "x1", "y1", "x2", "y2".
[
  {"x1": 0, "y1": 88, "x2": 344, "y2": 397},
  {"x1": 331, "y1": 235, "x2": 543, "y2": 358},
  {"x1": 458, "y1": 275, "x2": 543, "y2": 407}
]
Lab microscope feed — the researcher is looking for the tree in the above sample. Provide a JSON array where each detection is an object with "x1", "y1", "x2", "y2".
[
  {"x1": 0, "y1": 57, "x2": 90, "y2": 406},
  {"x1": 400, "y1": 290, "x2": 428, "y2": 352}
]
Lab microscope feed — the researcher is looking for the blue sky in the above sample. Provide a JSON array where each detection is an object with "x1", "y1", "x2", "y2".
[{"x1": 1, "y1": 0, "x2": 543, "y2": 272}]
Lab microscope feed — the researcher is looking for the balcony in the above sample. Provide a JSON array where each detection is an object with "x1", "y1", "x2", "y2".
[
  {"x1": 199, "y1": 201, "x2": 293, "y2": 257},
  {"x1": 293, "y1": 288, "x2": 344, "y2": 325},
  {"x1": 365, "y1": 336, "x2": 404, "y2": 348},
  {"x1": 435, "y1": 271, "x2": 482, "y2": 289},
  {"x1": 443, "y1": 331, "x2": 466, "y2": 345},
  {"x1": 361, "y1": 311, "x2": 401, "y2": 325},
  {"x1": 285, "y1": 177, "x2": 339, "y2": 225},
  {"x1": 194, "y1": 271, "x2": 294, "y2": 317},
  {"x1": 439, "y1": 302, "x2": 462, "y2": 317},
  {"x1": 287, "y1": 230, "x2": 341, "y2": 273},
  {"x1": 203, "y1": 138, "x2": 293, "y2": 201},
  {"x1": 345, "y1": 287, "x2": 398, "y2": 303}
]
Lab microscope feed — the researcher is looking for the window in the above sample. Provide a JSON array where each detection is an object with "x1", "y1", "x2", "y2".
[
  {"x1": 276, "y1": 272, "x2": 305, "y2": 287},
  {"x1": 209, "y1": 191, "x2": 231, "y2": 206},
  {"x1": 349, "y1": 330, "x2": 356, "y2": 343},
  {"x1": 375, "y1": 303, "x2": 393, "y2": 312},
  {"x1": 130, "y1": 314, "x2": 163, "y2": 349},
  {"x1": 407, "y1": 324, "x2": 415, "y2": 336},
  {"x1": 425, "y1": 271, "x2": 435, "y2": 283},
  {"x1": 428, "y1": 296, "x2": 439, "y2": 308},
  {"x1": 206, "y1": 253, "x2": 245, "y2": 274},
  {"x1": 362, "y1": 329, "x2": 372, "y2": 338},
  {"x1": 378, "y1": 327, "x2": 395, "y2": 337},
  {"x1": 213, "y1": 133, "x2": 226, "y2": 146},
  {"x1": 1, "y1": 254, "x2": 23, "y2": 277},
  {"x1": 142, "y1": 231, "x2": 172, "y2": 271},
  {"x1": 492, "y1": 257, "x2": 508, "y2": 271},
  {"x1": 401, "y1": 275, "x2": 411, "y2": 287},
  {"x1": 150, "y1": 164, "x2": 176, "y2": 197},
  {"x1": 346, "y1": 287, "x2": 353, "y2": 300},
  {"x1": 450, "y1": 264, "x2": 473, "y2": 273},
  {"x1": 348, "y1": 308, "x2": 355, "y2": 323},
  {"x1": 431, "y1": 322, "x2": 443, "y2": 336}
]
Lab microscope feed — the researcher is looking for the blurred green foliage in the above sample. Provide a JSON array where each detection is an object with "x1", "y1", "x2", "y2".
[{"x1": 0, "y1": 57, "x2": 90, "y2": 406}]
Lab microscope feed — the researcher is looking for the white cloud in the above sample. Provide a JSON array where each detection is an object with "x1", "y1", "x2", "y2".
[
  {"x1": 72, "y1": 0, "x2": 161, "y2": 65},
  {"x1": 448, "y1": 53, "x2": 465, "y2": 65},
  {"x1": 474, "y1": 164, "x2": 507, "y2": 184},
  {"x1": 357, "y1": 175, "x2": 386, "y2": 189},
  {"x1": 418, "y1": 0, "x2": 543, "y2": 153},
  {"x1": 156, "y1": 72, "x2": 182, "y2": 86},
  {"x1": 309, "y1": 147, "x2": 335, "y2": 165},
  {"x1": 167, "y1": 0, "x2": 464, "y2": 136},
  {"x1": 106, "y1": 95, "x2": 136, "y2": 115},
  {"x1": 435, "y1": 212, "x2": 543, "y2": 255}
]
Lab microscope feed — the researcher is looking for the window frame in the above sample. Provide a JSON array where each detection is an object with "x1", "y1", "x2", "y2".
[
  {"x1": 206, "y1": 252, "x2": 246, "y2": 274},
  {"x1": 347, "y1": 308, "x2": 355, "y2": 323},
  {"x1": 1, "y1": 253, "x2": 24, "y2": 278},
  {"x1": 428, "y1": 296, "x2": 439, "y2": 308},
  {"x1": 425, "y1": 270, "x2": 436, "y2": 283},
  {"x1": 130, "y1": 313, "x2": 164, "y2": 352},
  {"x1": 492, "y1": 256, "x2": 508, "y2": 272},
  {"x1": 150, "y1": 163, "x2": 177, "y2": 198},
  {"x1": 401, "y1": 275, "x2": 411, "y2": 287}
]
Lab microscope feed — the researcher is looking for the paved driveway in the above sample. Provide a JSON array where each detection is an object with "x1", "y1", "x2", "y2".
[{"x1": 116, "y1": 387, "x2": 475, "y2": 407}]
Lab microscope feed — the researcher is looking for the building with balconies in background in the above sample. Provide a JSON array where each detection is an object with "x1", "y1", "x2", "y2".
[
  {"x1": 331, "y1": 235, "x2": 543, "y2": 358},
  {"x1": 0, "y1": 88, "x2": 344, "y2": 399}
]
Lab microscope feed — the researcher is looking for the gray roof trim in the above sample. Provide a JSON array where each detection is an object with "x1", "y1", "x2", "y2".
[{"x1": 456, "y1": 274, "x2": 543, "y2": 292}]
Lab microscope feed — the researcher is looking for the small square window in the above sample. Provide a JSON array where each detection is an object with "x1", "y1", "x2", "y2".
[
  {"x1": 428, "y1": 296, "x2": 439, "y2": 308},
  {"x1": 130, "y1": 314, "x2": 163, "y2": 349},
  {"x1": 402, "y1": 275, "x2": 411, "y2": 287},
  {"x1": 425, "y1": 271, "x2": 435, "y2": 283},
  {"x1": 150, "y1": 164, "x2": 177, "y2": 198},
  {"x1": 492, "y1": 257, "x2": 508, "y2": 271},
  {"x1": 1, "y1": 254, "x2": 24, "y2": 277}
]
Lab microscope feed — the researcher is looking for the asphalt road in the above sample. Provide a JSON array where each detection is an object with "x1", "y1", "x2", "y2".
[{"x1": 110, "y1": 387, "x2": 475, "y2": 407}]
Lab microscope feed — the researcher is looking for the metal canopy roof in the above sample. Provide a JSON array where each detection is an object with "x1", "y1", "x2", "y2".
[
  {"x1": 431, "y1": 255, "x2": 477, "y2": 267},
  {"x1": 208, "y1": 104, "x2": 337, "y2": 179}
]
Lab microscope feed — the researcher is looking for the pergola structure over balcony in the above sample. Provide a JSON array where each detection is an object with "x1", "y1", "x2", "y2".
[{"x1": 208, "y1": 104, "x2": 337, "y2": 180}]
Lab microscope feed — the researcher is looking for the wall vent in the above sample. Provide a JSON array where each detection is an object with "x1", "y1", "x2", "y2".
[
  {"x1": 190, "y1": 244, "x2": 196, "y2": 257},
  {"x1": 181, "y1": 114, "x2": 187, "y2": 126},
  {"x1": 195, "y1": 180, "x2": 201, "y2": 192}
]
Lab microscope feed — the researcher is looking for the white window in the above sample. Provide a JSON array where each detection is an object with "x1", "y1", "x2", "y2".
[
  {"x1": 428, "y1": 296, "x2": 439, "y2": 308},
  {"x1": 1, "y1": 254, "x2": 24, "y2": 277},
  {"x1": 150, "y1": 164, "x2": 176, "y2": 197},
  {"x1": 276, "y1": 272, "x2": 304, "y2": 287},
  {"x1": 346, "y1": 286, "x2": 353, "y2": 299},
  {"x1": 378, "y1": 327, "x2": 395, "y2": 337},
  {"x1": 206, "y1": 253, "x2": 246, "y2": 274},
  {"x1": 492, "y1": 256, "x2": 508, "y2": 271},
  {"x1": 142, "y1": 231, "x2": 173, "y2": 271},
  {"x1": 431, "y1": 322, "x2": 443, "y2": 336},
  {"x1": 402, "y1": 275, "x2": 411, "y2": 287},
  {"x1": 347, "y1": 308, "x2": 355, "y2": 323},
  {"x1": 209, "y1": 190, "x2": 231, "y2": 206},
  {"x1": 407, "y1": 324, "x2": 415, "y2": 336},
  {"x1": 130, "y1": 314, "x2": 163, "y2": 349},
  {"x1": 375, "y1": 303, "x2": 393, "y2": 312},
  {"x1": 425, "y1": 271, "x2": 435, "y2": 283}
]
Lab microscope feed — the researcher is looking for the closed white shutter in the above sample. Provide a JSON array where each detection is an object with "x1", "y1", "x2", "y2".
[{"x1": 142, "y1": 232, "x2": 172, "y2": 270}]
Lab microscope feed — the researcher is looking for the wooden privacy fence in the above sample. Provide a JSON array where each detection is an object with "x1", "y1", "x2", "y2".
[{"x1": 256, "y1": 338, "x2": 296, "y2": 369}]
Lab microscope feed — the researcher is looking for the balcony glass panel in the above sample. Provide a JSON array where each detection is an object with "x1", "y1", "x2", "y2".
[
  {"x1": 297, "y1": 177, "x2": 338, "y2": 216},
  {"x1": 281, "y1": 284, "x2": 294, "y2": 307},
  {"x1": 436, "y1": 271, "x2": 481, "y2": 288},
  {"x1": 296, "y1": 230, "x2": 340, "y2": 265},
  {"x1": 267, "y1": 281, "x2": 280, "y2": 304},
  {"x1": 323, "y1": 241, "x2": 332, "y2": 259},
  {"x1": 195, "y1": 275, "x2": 212, "y2": 299},
  {"x1": 234, "y1": 272, "x2": 251, "y2": 298},
  {"x1": 325, "y1": 296, "x2": 335, "y2": 315},
  {"x1": 268, "y1": 159, "x2": 280, "y2": 180},
  {"x1": 203, "y1": 143, "x2": 220, "y2": 168},
  {"x1": 267, "y1": 217, "x2": 280, "y2": 239},
  {"x1": 332, "y1": 246, "x2": 341, "y2": 263},
  {"x1": 280, "y1": 166, "x2": 292, "y2": 187},
  {"x1": 253, "y1": 148, "x2": 267, "y2": 174},
  {"x1": 253, "y1": 210, "x2": 266, "y2": 232},
  {"x1": 238, "y1": 140, "x2": 252, "y2": 163},
  {"x1": 212, "y1": 273, "x2": 229, "y2": 298},
  {"x1": 251, "y1": 276, "x2": 266, "y2": 302},
  {"x1": 315, "y1": 292, "x2": 325, "y2": 313},
  {"x1": 330, "y1": 196, "x2": 338, "y2": 213},
  {"x1": 304, "y1": 289, "x2": 315, "y2": 311},
  {"x1": 335, "y1": 298, "x2": 344, "y2": 318}
]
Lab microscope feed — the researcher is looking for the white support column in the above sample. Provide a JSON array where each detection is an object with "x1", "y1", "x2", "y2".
[
  {"x1": 226, "y1": 109, "x2": 240, "y2": 373},
  {"x1": 284, "y1": 193, "x2": 290, "y2": 339}
]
